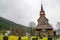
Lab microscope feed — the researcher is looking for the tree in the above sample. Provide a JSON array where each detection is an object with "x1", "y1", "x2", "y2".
[
  {"x1": 29, "y1": 21, "x2": 36, "y2": 36},
  {"x1": 10, "y1": 26, "x2": 23, "y2": 36}
]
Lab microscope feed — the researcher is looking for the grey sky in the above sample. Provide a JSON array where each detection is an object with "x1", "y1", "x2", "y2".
[{"x1": 0, "y1": 0, "x2": 60, "y2": 29}]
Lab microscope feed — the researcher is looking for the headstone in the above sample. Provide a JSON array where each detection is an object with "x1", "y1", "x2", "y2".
[
  {"x1": 48, "y1": 37, "x2": 52, "y2": 40},
  {"x1": 3, "y1": 36, "x2": 8, "y2": 40},
  {"x1": 18, "y1": 36, "x2": 21, "y2": 40},
  {"x1": 32, "y1": 38, "x2": 38, "y2": 40}
]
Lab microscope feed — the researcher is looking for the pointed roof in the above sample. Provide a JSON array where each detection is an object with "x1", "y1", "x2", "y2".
[
  {"x1": 36, "y1": 24, "x2": 53, "y2": 30},
  {"x1": 35, "y1": 3, "x2": 53, "y2": 30}
]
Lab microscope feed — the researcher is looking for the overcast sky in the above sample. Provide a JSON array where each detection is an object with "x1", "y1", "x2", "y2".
[{"x1": 0, "y1": 0, "x2": 60, "y2": 29}]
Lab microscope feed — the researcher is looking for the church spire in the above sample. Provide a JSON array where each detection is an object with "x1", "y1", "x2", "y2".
[
  {"x1": 41, "y1": 4, "x2": 44, "y2": 11},
  {"x1": 40, "y1": 3, "x2": 45, "y2": 17}
]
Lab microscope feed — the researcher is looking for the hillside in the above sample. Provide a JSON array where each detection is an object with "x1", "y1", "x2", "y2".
[{"x1": 0, "y1": 17, "x2": 31, "y2": 33}]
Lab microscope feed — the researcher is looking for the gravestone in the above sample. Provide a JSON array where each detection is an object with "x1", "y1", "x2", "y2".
[
  {"x1": 48, "y1": 38, "x2": 52, "y2": 40},
  {"x1": 3, "y1": 36, "x2": 8, "y2": 40},
  {"x1": 32, "y1": 38, "x2": 38, "y2": 40}
]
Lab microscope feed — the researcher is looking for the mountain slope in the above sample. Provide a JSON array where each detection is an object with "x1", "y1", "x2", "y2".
[{"x1": 0, "y1": 17, "x2": 30, "y2": 31}]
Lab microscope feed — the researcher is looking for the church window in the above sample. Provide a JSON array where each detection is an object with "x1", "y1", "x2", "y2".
[{"x1": 41, "y1": 20, "x2": 45, "y2": 25}]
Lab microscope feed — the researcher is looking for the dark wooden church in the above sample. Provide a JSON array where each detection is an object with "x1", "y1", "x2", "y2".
[{"x1": 35, "y1": 4, "x2": 56, "y2": 40}]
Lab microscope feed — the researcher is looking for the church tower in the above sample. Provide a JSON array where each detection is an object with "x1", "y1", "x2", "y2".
[{"x1": 35, "y1": 4, "x2": 54, "y2": 38}]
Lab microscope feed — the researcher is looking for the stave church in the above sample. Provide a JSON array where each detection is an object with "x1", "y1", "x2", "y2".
[{"x1": 35, "y1": 4, "x2": 56, "y2": 40}]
